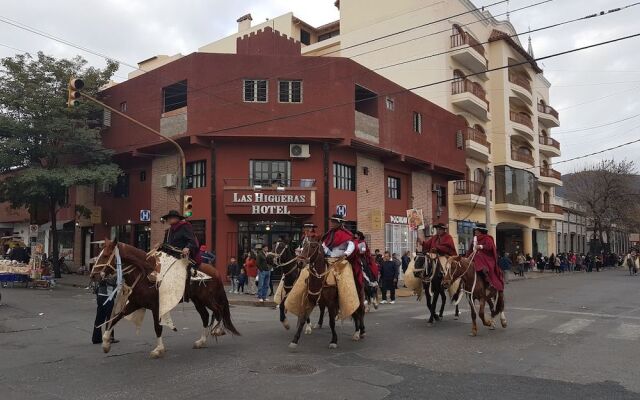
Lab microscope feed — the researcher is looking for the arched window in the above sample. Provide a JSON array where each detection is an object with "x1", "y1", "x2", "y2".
[
  {"x1": 536, "y1": 189, "x2": 542, "y2": 208},
  {"x1": 453, "y1": 69, "x2": 465, "y2": 81},
  {"x1": 543, "y1": 191, "x2": 550, "y2": 205},
  {"x1": 452, "y1": 24, "x2": 465, "y2": 37},
  {"x1": 518, "y1": 146, "x2": 532, "y2": 156},
  {"x1": 473, "y1": 124, "x2": 485, "y2": 134},
  {"x1": 541, "y1": 129, "x2": 548, "y2": 137},
  {"x1": 473, "y1": 168, "x2": 485, "y2": 183},
  {"x1": 539, "y1": 99, "x2": 547, "y2": 106},
  {"x1": 542, "y1": 159, "x2": 549, "y2": 169}
]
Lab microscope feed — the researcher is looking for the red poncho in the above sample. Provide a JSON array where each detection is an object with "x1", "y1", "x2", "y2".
[
  {"x1": 466, "y1": 233, "x2": 504, "y2": 291},
  {"x1": 322, "y1": 227, "x2": 353, "y2": 249},
  {"x1": 421, "y1": 233, "x2": 457, "y2": 256}
]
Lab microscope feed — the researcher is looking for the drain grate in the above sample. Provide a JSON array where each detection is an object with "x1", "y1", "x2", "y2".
[{"x1": 269, "y1": 363, "x2": 318, "y2": 376}]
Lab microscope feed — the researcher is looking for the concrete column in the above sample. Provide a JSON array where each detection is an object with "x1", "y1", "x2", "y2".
[{"x1": 523, "y1": 227, "x2": 533, "y2": 256}]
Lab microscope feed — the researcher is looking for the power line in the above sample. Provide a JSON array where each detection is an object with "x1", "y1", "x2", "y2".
[{"x1": 0, "y1": 42, "x2": 27, "y2": 53}]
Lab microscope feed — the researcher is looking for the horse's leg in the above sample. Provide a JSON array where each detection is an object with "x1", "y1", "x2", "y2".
[
  {"x1": 193, "y1": 301, "x2": 210, "y2": 349},
  {"x1": 497, "y1": 291, "x2": 507, "y2": 328},
  {"x1": 425, "y1": 283, "x2": 435, "y2": 324},
  {"x1": 304, "y1": 316, "x2": 312, "y2": 335},
  {"x1": 101, "y1": 302, "x2": 137, "y2": 354},
  {"x1": 150, "y1": 307, "x2": 165, "y2": 359},
  {"x1": 314, "y1": 302, "x2": 325, "y2": 329},
  {"x1": 328, "y1": 301, "x2": 338, "y2": 349},
  {"x1": 279, "y1": 299, "x2": 290, "y2": 330},
  {"x1": 289, "y1": 309, "x2": 310, "y2": 350},
  {"x1": 438, "y1": 289, "x2": 446, "y2": 319},
  {"x1": 468, "y1": 294, "x2": 478, "y2": 336},
  {"x1": 454, "y1": 304, "x2": 460, "y2": 320},
  {"x1": 478, "y1": 295, "x2": 494, "y2": 329}
]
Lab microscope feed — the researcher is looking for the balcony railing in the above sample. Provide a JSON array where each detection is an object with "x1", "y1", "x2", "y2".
[
  {"x1": 454, "y1": 180, "x2": 485, "y2": 196},
  {"x1": 540, "y1": 167, "x2": 561, "y2": 180},
  {"x1": 511, "y1": 150, "x2": 535, "y2": 165},
  {"x1": 450, "y1": 33, "x2": 486, "y2": 57},
  {"x1": 223, "y1": 178, "x2": 317, "y2": 188},
  {"x1": 464, "y1": 126, "x2": 491, "y2": 152},
  {"x1": 452, "y1": 79, "x2": 489, "y2": 108},
  {"x1": 508, "y1": 72, "x2": 532, "y2": 92},
  {"x1": 539, "y1": 135, "x2": 560, "y2": 150},
  {"x1": 537, "y1": 103, "x2": 559, "y2": 119},
  {"x1": 538, "y1": 203, "x2": 563, "y2": 214},
  {"x1": 510, "y1": 111, "x2": 533, "y2": 130}
]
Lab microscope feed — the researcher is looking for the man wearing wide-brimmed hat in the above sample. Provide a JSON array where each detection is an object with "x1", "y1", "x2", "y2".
[
  {"x1": 466, "y1": 223, "x2": 504, "y2": 291},
  {"x1": 162, "y1": 210, "x2": 200, "y2": 260},
  {"x1": 419, "y1": 223, "x2": 457, "y2": 257},
  {"x1": 321, "y1": 215, "x2": 355, "y2": 258}
]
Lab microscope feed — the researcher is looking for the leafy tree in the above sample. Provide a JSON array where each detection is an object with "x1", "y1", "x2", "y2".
[{"x1": 0, "y1": 52, "x2": 120, "y2": 277}]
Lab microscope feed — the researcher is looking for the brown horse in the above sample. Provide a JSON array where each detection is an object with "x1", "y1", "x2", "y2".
[
  {"x1": 89, "y1": 239, "x2": 239, "y2": 358},
  {"x1": 442, "y1": 256, "x2": 506, "y2": 336},
  {"x1": 414, "y1": 253, "x2": 459, "y2": 324}
]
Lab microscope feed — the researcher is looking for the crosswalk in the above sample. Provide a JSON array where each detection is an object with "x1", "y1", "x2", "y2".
[{"x1": 410, "y1": 307, "x2": 640, "y2": 341}]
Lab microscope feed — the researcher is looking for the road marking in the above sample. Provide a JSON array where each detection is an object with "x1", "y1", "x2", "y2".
[
  {"x1": 607, "y1": 323, "x2": 640, "y2": 340},
  {"x1": 551, "y1": 318, "x2": 594, "y2": 334},
  {"x1": 511, "y1": 307, "x2": 640, "y2": 321},
  {"x1": 515, "y1": 314, "x2": 547, "y2": 325}
]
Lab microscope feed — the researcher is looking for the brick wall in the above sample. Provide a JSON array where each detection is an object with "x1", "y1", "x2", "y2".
[
  {"x1": 151, "y1": 155, "x2": 181, "y2": 245},
  {"x1": 160, "y1": 110, "x2": 187, "y2": 137},
  {"x1": 356, "y1": 154, "x2": 385, "y2": 251},
  {"x1": 411, "y1": 171, "x2": 433, "y2": 227}
]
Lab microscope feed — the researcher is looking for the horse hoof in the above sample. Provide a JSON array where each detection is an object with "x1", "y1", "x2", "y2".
[
  {"x1": 352, "y1": 332, "x2": 361, "y2": 341},
  {"x1": 150, "y1": 350, "x2": 164, "y2": 359},
  {"x1": 469, "y1": 329, "x2": 478, "y2": 337},
  {"x1": 329, "y1": 343, "x2": 338, "y2": 349},
  {"x1": 427, "y1": 321, "x2": 434, "y2": 327},
  {"x1": 102, "y1": 343, "x2": 111, "y2": 353},
  {"x1": 282, "y1": 321, "x2": 290, "y2": 330},
  {"x1": 313, "y1": 324, "x2": 322, "y2": 330},
  {"x1": 193, "y1": 341, "x2": 207, "y2": 349},
  {"x1": 489, "y1": 324, "x2": 496, "y2": 330},
  {"x1": 454, "y1": 315, "x2": 459, "y2": 320},
  {"x1": 304, "y1": 325, "x2": 313, "y2": 335},
  {"x1": 288, "y1": 342, "x2": 298, "y2": 351},
  {"x1": 212, "y1": 329, "x2": 226, "y2": 337},
  {"x1": 501, "y1": 320, "x2": 508, "y2": 328}
]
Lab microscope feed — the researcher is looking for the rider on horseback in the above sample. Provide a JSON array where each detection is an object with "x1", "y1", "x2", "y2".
[
  {"x1": 162, "y1": 210, "x2": 201, "y2": 266},
  {"x1": 321, "y1": 214, "x2": 362, "y2": 287},
  {"x1": 466, "y1": 223, "x2": 504, "y2": 292},
  {"x1": 418, "y1": 223, "x2": 457, "y2": 267}
]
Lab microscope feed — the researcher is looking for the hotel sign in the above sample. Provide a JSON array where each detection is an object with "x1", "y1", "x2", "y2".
[{"x1": 224, "y1": 189, "x2": 316, "y2": 215}]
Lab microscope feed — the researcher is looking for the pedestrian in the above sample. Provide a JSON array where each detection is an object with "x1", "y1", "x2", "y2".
[
  {"x1": 380, "y1": 251, "x2": 398, "y2": 304},
  {"x1": 401, "y1": 251, "x2": 410, "y2": 274},
  {"x1": 237, "y1": 267, "x2": 246, "y2": 293},
  {"x1": 92, "y1": 275, "x2": 118, "y2": 345},
  {"x1": 548, "y1": 253, "x2": 555, "y2": 272},
  {"x1": 554, "y1": 255, "x2": 561, "y2": 273},
  {"x1": 200, "y1": 245, "x2": 216, "y2": 265},
  {"x1": 392, "y1": 253, "x2": 401, "y2": 288},
  {"x1": 499, "y1": 252, "x2": 512, "y2": 283},
  {"x1": 227, "y1": 257, "x2": 240, "y2": 294},
  {"x1": 256, "y1": 244, "x2": 271, "y2": 302},
  {"x1": 575, "y1": 254, "x2": 583, "y2": 272},
  {"x1": 244, "y1": 253, "x2": 258, "y2": 295},
  {"x1": 516, "y1": 252, "x2": 526, "y2": 277},
  {"x1": 560, "y1": 256, "x2": 568, "y2": 273}
]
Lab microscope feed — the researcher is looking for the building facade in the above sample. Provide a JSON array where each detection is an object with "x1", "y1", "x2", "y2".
[
  {"x1": 554, "y1": 197, "x2": 587, "y2": 255},
  {"x1": 194, "y1": 0, "x2": 562, "y2": 257},
  {"x1": 87, "y1": 28, "x2": 465, "y2": 275}
]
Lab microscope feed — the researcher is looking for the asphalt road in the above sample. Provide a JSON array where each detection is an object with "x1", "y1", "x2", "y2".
[{"x1": 1, "y1": 269, "x2": 640, "y2": 400}]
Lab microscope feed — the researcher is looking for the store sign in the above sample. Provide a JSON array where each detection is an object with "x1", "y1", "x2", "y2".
[
  {"x1": 224, "y1": 188, "x2": 316, "y2": 215},
  {"x1": 389, "y1": 215, "x2": 408, "y2": 224},
  {"x1": 140, "y1": 210, "x2": 151, "y2": 222},
  {"x1": 336, "y1": 204, "x2": 347, "y2": 218},
  {"x1": 90, "y1": 206, "x2": 102, "y2": 224}
]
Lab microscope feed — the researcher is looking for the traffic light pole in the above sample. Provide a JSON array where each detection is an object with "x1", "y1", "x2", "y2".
[{"x1": 78, "y1": 91, "x2": 187, "y2": 214}]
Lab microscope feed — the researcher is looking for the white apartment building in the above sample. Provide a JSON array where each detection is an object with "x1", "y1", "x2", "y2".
[{"x1": 136, "y1": 0, "x2": 562, "y2": 257}]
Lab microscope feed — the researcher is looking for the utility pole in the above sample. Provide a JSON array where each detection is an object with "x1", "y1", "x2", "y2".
[
  {"x1": 73, "y1": 88, "x2": 187, "y2": 214},
  {"x1": 485, "y1": 167, "x2": 492, "y2": 234}
]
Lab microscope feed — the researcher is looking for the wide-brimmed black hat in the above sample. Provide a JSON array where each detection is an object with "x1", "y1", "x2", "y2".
[
  {"x1": 330, "y1": 214, "x2": 346, "y2": 223},
  {"x1": 433, "y1": 223, "x2": 447, "y2": 230},
  {"x1": 473, "y1": 223, "x2": 488, "y2": 233},
  {"x1": 303, "y1": 223, "x2": 318, "y2": 229},
  {"x1": 353, "y1": 231, "x2": 365, "y2": 239},
  {"x1": 161, "y1": 210, "x2": 185, "y2": 220}
]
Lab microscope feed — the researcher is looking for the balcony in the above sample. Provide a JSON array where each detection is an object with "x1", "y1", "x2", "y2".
[
  {"x1": 510, "y1": 111, "x2": 535, "y2": 141},
  {"x1": 539, "y1": 167, "x2": 562, "y2": 186},
  {"x1": 508, "y1": 73, "x2": 533, "y2": 105},
  {"x1": 539, "y1": 135, "x2": 561, "y2": 157},
  {"x1": 511, "y1": 149, "x2": 535, "y2": 166},
  {"x1": 537, "y1": 103, "x2": 560, "y2": 128},
  {"x1": 452, "y1": 180, "x2": 486, "y2": 208},
  {"x1": 463, "y1": 127, "x2": 491, "y2": 162},
  {"x1": 223, "y1": 179, "x2": 317, "y2": 215},
  {"x1": 495, "y1": 202, "x2": 538, "y2": 216},
  {"x1": 450, "y1": 33, "x2": 488, "y2": 77},
  {"x1": 354, "y1": 110, "x2": 379, "y2": 144},
  {"x1": 451, "y1": 79, "x2": 490, "y2": 121},
  {"x1": 537, "y1": 203, "x2": 564, "y2": 220}
]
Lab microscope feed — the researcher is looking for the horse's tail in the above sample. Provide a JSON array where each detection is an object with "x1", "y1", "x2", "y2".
[{"x1": 220, "y1": 295, "x2": 241, "y2": 336}]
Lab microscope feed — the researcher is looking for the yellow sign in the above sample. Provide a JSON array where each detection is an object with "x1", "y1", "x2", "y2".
[
  {"x1": 371, "y1": 209, "x2": 383, "y2": 230},
  {"x1": 90, "y1": 206, "x2": 102, "y2": 224}
]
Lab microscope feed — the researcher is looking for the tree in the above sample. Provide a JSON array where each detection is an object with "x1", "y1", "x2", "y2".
[
  {"x1": 0, "y1": 52, "x2": 121, "y2": 277},
  {"x1": 564, "y1": 159, "x2": 640, "y2": 253}
]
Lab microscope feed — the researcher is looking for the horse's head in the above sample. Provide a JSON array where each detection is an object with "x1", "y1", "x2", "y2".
[
  {"x1": 413, "y1": 254, "x2": 426, "y2": 278},
  {"x1": 442, "y1": 256, "x2": 465, "y2": 289},
  {"x1": 299, "y1": 237, "x2": 323, "y2": 264},
  {"x1": 90, "y1": 238, "x2": 118, "y2": 282}
]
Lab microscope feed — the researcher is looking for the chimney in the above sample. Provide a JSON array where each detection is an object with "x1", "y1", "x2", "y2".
[{"x1": 237, "y1": 13, "x2": 252, "y2": 32}]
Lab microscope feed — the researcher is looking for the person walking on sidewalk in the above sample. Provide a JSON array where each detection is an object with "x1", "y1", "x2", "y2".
[
  {"x1": 227, "y1": 257, "x2": 240, "y2": 294},
  {"x1": 244, "y1": 252, "x2": 258, "y2": 295},
  {"x1": 256, "y1": 244, "x2": 271, "y2": 302},
  {"x1": 380, "y1": 251, "x2": 399, "y2": 304},
  {"x1": 499, "y1": 252, "x2": 512, "y2": 284}
]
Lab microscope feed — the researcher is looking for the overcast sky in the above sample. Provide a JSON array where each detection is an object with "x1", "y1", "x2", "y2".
[{"x1": 1, "y1": 0, "x2": 639, "y2": 174}]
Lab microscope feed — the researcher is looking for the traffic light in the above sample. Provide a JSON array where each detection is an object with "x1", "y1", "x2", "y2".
[
  {"x1": 67, "y1": 78, "x2": 84, "y2": 108},
  {"x1": 183, "y1": 195, "x2": 193, "y2": 218}
]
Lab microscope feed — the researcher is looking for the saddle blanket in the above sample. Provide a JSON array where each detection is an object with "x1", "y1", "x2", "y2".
[{"x1": 156, "y1": 252, "x2": 189, "y2": 328}]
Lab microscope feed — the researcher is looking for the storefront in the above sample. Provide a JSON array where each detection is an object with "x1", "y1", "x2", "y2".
[
  {"x1": 456, "y1": 220, "x2": 475, "y2": 255},
  {"x1": 384, "y1": 215, "x2": 416, "y2": 256}
]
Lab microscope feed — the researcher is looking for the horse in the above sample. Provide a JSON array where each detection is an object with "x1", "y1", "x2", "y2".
[
  {"x1": 442, "y1": 256, "x2": 506, "y2": 336},
  {"x1": 89, "y1": 239, "x2": 239, "y2": 358},
  {"x1": 624, "y1": 253, "x2": 639, "y2": 276},
  {"x1": 413, "y1": 253, "x2": 459, "y2": 324},
  {"x1": 271, "y1": 240, "x2": 311, "y2": 334}
]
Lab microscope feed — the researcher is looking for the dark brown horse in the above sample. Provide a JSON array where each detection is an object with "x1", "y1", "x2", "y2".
[
  {"x1": 89, "y1": 239, "x2": 239, "y2": 358},
  {"x1": 414, "y1": 253, "x2": 459, "y2": 324},
  {"x1": 272, "y1": 240, "x2": 311, "y2": 333},
  {"x1": 442, "y1": 256, "x2": 506, "y2": 336}
]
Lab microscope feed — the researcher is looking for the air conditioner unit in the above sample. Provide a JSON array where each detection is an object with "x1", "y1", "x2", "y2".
[
  {"x1": 290, "y1": 144, "x2": 310, "y2": 158},
  {"x1": 161, "y1": 174, "x2": 177, "y2": 188}
]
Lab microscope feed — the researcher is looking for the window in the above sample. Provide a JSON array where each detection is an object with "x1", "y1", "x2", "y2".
[
  {"x1": 162, "y1": 80, "x2": 187, "y2": 112},
  {"x1": 300, "y1": 29, "x2": 311, "y2": 45},
  {"x1": 112, "y1": 173, "x2": 129, "y2": 198},
  {"x1": 437, "y1": 185, "x2": 447, "y2": 208},
  {"x1": 385, "y1": 223, "x2": 417, "y2": 256},
  {"x1": 119, "y1": 101, "x2": 127, "y2": 112},
  {"x1": 186, "y1": 160, "x2": 206, "y2": 189},
  {"x1": 413, "y1": 112, "x2": 422, "y2": 133},
  {"x1": 190, "y1": 220, "x2": 206, "y2": 247},
  {"x1": 333, "y1": 162, "x2": 356, "y2": 191},
  {"x1": 139, "y1": 170, "x2": 146, "y2": 182},
  {"x1": 388, "y1": 176, "x2": 401, "y2": 199},
  {"x1": 385, "y1": 97, "x2": 395, "y2": 110},
  {"x1": 250, "y1": 160, "x2": 290, "y2": 186},
  {"x1": 243, "y1": 79, "x2": 268, "y2": 102},
  {"x1": 318, "y1": 30, "x2": 340, "y2": 42},
  {"x1": 279, "y1": 80, "x2": 303, "y2": 103}
]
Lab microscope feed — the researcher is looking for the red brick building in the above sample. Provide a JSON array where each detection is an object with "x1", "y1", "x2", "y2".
[{"x1": 89, "y1": 27, "x2": 465, "y2": 276}]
